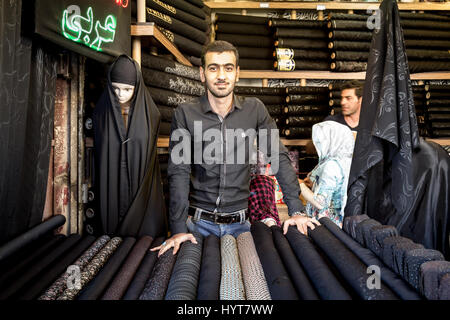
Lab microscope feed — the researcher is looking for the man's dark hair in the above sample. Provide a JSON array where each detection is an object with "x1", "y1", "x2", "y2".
[
  {"x1": 341, "y1": 80, "x2": 363, "y2": 98},
  {"x1": 201, "y1": 40, "x2": 239, "y2": 68}
]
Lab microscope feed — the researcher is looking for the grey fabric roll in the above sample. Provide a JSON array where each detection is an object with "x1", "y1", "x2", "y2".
[
  {"x1": 439, "y1": 273, "x2": 450, "y2": 300},
  {"x1": 367, "y1": 225, "x2": 398, "y2": 258},
  {"x1": 343, "y1": 215, "x2": 370, "y2": 239},
  {"x1": 139, "y1": 247, "x2": 177, "y2": 300},
  {"x1": 216, "y1": 13, "x2": 268, "y2": 25},
  {"x1": 404, "y1": 249, "x2": 445, "y2": 291},
  {"x1": 329, "y1": 30, "x2": 372, "y2": 41},
  {"x1": 276, "y1": 28, "x2": 327, "y2": 39},
  {"x1": 216, "y1": 33, "x2": 274, "y2": 48},
  {"x1": 236, "y1": 232, "x2": 271, "y2": 300},
  {"x1": 331, "y1": 61, "x2": 368, "y2": 72},
  {"x1": 331, "y1": 51, "x2": 369, "y2": 62},
  {"x1": 142, "y1": 67, "x2": 204, "y2": 96},
  {"x1": 147, "y1": 86, "x2": 196, "y2": 107},
  {"x1": 216, "y1": 22, "x2": 271, "y2": 36},
  {"x1": 165, "y1": 232, "x2": 203, "y2": 300},
  {"x1": 419, "y1": 261, "x2": 450, "y2": 300},
  {"x1": 354, "y1": 219, "x2": 382, "y2": 247},
  {"x1": 392, "y1": 242, "x2": 425, "y2": 277},
  {"x1": 220, "y1": 234, "x2": 246, "y2": 300},
  {"x1": 276, "y1": 38, "x2": 328, "y2": 50},
  {"x1": 329, "y1": 40, "x2": 371, "y2": 51},
  {"x1": 141, "y1": 53, "x2": 200, "y2": 81},
  {"x1": 284, "y1": 105, "x2": 329, "y2": 116}
]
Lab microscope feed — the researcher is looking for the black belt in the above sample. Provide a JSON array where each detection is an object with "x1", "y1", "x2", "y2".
[{"x1": 188, "y1": 207, "x2": 248, "y2": 224}]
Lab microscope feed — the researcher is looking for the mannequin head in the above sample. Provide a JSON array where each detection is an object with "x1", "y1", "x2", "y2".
[
  {"x1": 110, "y1": 56, "x2": 136, "y2": 103},
  {"x1": 111, "y1": 82, "x2": 135, "y2": 103}
]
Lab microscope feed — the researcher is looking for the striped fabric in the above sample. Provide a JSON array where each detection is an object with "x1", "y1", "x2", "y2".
[
  {"x1": 220, "y1": 235, "x2": 246, "y2": 300},
  {"x1": 165, "y1": 232, "x2": 203, "y2": 300},
  {"x1": 236, "y1": 232, "x2": 271, "y2": 300}
]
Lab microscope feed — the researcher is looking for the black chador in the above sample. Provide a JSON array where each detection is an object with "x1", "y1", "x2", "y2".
[{"x1": 93, "y1": 55, "x2": 167, "y2": 237}]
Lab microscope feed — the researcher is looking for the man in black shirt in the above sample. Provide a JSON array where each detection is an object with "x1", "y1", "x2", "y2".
[{"x1": 152, "y1": 41, "x2": 319, "y2": 256}]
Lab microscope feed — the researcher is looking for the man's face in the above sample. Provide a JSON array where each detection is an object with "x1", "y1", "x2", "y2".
[
  {"x1": 340, "y1": 88, "x2": 362, "y2": 117},
  {"x1": 200, "y1": 51, "x2": 239, "y2": 98}
]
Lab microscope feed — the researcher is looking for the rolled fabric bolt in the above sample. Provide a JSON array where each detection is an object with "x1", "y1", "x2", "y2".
[
  {"x1": 328, "y1": 41, "x2": 371, "y2": 51},
  {"x1": 146, "y1": 86, "x2": 196, "y2": 107},
  {"x1": 157, "y1": 105, "x2": 175, "y2": 122},
  {"x1": 142, "y1": 67, "x2": 204, "y2": 96},
  {"x1": 237, "y1": 46, "x2": 274, "y2": 59},
  {"x1": 404, "y1": 249, "x2": 445, "y2": 291},
  {"x1": 215, "y1": 13, "x2": 268, "y2": 25},
  {"x1": 392, "y1": 241, "x2": 425, "y2": 277},
  {"x1": 327, "y1": 20, "x2": 369, "y2": 31},
  {"x1": 409, "y1": 61, "x2": 450, "y2": 72},
  {"x1": 239, "y1": 59, "x2": 274, "y2": 70},
  {"x1": 234, "y1": 86, "x2": 286, "y2": 96},
  {"x1": 285, "y1": 116, "x2": 326, "y2": 127},
  {"x1": 197, "y1": 235, "x2": 221, "y2": 300},
  {"x1": 399, "y1": 12, "x2": 450, "y2": 21},
  {"x1": 157, "y1": 26, "x2": 203, "y2": 57},
  {"x1": 286, "y1": 86, "x2": 328, "y2": 95},
  {"x1": 141, "y1": 53, "x2": 200, "y2": 81},
  {"x1": 284, "y1": 105, "x2": 330, "y2": 116},
  {"x1": 276, "y1": 38, "x2": 328, "y2": 50},
  {"x1": 220, "y1": 234, "x2": 246, "y2": 300},
  {"x1": 403, "y1": 28, "x2": 450, "y2": 40},
  {"x1": 159, "y1": 0, "x2": 206, "y2": 19},
  {"x1": 438, "y1": 273, "x2": 450, "y2": 300},
  {"x1": 216, "y1": 33, "x2": 274, "y2": 48},
  {"x1": 327, "y1": 13, "x2": 370, "y2": 20},
  {"x1": 270, "y1": 19, "x2": 325, "y2": 28},
  {"x1": 282, "y1": 127, "x2": 312, "y2": 139},
  {"x1": 381, "y1": 237, "x2": 414, "y2": 274},
  {"x1": 405, "y1": 39, "x2": 450, "y2": 50},
  {"x1": 406, "y1": 49, "x2": 450, "y2": 61},
  {"x1": 354, "y1": 219, "x2": 381, "y2": 247},
  {"x1": 287, "y1": 94, "x2": 329, "y2": 105},
  {"x1": 331, "y1": 61, "x2": 367, "y2": 72},
  {"x1": 343, "y1": 215, "x2": 369, "y2": 239},
  {"x1": 216, "y1": 22, "x2": 271, "y2": 36},
  {"x1": 428, "y1": 84, "x2": 450, "y2": 91},
  {"x1": 329, "y1": 30, "x2": 372, "y2": 41},
  {"x1": 275, "y1": 48, "x2": 329, "y2": 60},
  {"x1": 243, "y1": 95, "x2": 286, "y2": 105},
  {"x1": 265, "y1": 105, "x2": 283, "y2": 116},
  {"x1": 276, "y1": 59, "x2": 329, "y2": 72},
  {"x1": 331, "y1": 51, "x2": 369, "y2": 62},
  {"x1": 367, "y1": 225, "x2": 398, "y2": 258},
  {"x1": 276, "y1": 28, "x2": 327, "y2": 39}
]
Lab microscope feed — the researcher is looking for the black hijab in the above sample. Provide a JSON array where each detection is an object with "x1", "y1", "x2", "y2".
[
  {"x1": 93, "y1": 55, "x2": 167, "y2": 237},
  {"x1": 345, "y1": 0, "x2": 450, "y2": 258}
]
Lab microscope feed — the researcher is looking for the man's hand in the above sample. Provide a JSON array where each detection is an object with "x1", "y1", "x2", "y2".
[
  {"x1": 282, "y1": 215, "x2": 320, "y2": 235},
  {"x1": 150, "y1": 233, "x2": 198, "y2": 257}
]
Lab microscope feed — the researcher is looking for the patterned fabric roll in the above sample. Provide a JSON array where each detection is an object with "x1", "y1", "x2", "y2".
[
  {"x1": 285, "y1": 116, "x2": 326, "y2": 127},
  {"x1": 276, "y1": 28, "x2": 327, "y2": 39},
  {"x1": 439, "y1": 274, "x2": 450, "y2": 300},
  {"x1": 343, "y1": 215, "x2": 370, "y2": 239},
  {"x1": 354, "y1": 219, "x2": 382, "y2": 247},
  {"x1": 220, "y1": 234, "x2": 246, "y2": 300},
  {"x1": 236, "y1": 232, "x2": 271, "y2": 300},
  {"x1": 392, "y1": 242, "x2": 425, "y2": 277},
  {"x1": 215, "y1": 13, "x2": 268, "y2": 25},
  {"x1": 157, "y1": 105, "x2": 175, "y2": 122},
  {"x1": 331, "y1": 51, "x2": 369, "y2": 61},
  {"x1": 287, "y1": 94, "x2": 328, "y2": 105},
  {"x1": 270, "y1": 19, "x2": 325, "y2": 28},
  {"x1": 420, "y1": 261, "x2": 450, "y2": 299},
  {"x1": 251, "y1": 222, "x2": 298, "y2": 300},
  {"x1": 216, "y1": 33, "x2": 274, "y2": 48},
  {"x1": 147, "y1": 86, "x2": 196, "y2": 107},
  {"x1": 276, "y1": 59, "x2": 329, "y2": 71},
  {"x1": 265, "y1": 105, "x2": 283, "y2": 116},
  {"x1": 141, "y1": 53, "x2": 200, "y2": 81},
  {"x1": 165, "y1": 232, "x2": 203, "y2": 300},
  {"x1": 157, "y1": 27, "x2": 203, "y2": 57},
  {"x1": 404, "y1": 249, "x2": 445, "y2": 291},
  {"x1": 282, "y1": 127, "x2": 312, "y2": 138},
  {"x1": 139, "y1": 247, "x2": 177, "y2": 300},
  {"x1": 329, "y1": 30, "x2": 372, "y2": 41},
  {"x1": 327, "y1": 13, "x2": 369, "y2": 20},
  {"x1": 367, "y1": 225, "x2": 398, "y2": 258},
  {"x1": 239, "y1": 59, "x2": 274, "y2": 70},
  {"x1": 39, "y1": 235, "x2": 111, "y2": 300},
  {"x1": 407, "y1": 49, "x2": 450, "y2": 60},
  {"x1": 78, "y1": 237, "x2": 136, "y2": 300},
  {"x1": 57, "y1": 237, "x2": 122, "y2": 300},
  {"x1": 237, "y1": 46, "x2": 274, "y2": 59},
  {"x1": 163, "y1": 0, "x2": 206, "y2": 19},
  {"x1": 216, "y1": 22, "x2": 271, "y2": 36},
  {"x1": 328, "y1": 40, "x2": 371, "y2": 51},
  {"x1": 234, "y1": 86, "x2": 286, "y2": 96},
  {"x1": 101, "y1": 236, "x2": 153, "y2": 300},
  {"x1": 276, "y1": 38, "x2": 328, "y2": 50},
  {"x1": 284, "y1": 105, "x2": 329, "y2": 115},
  {"x1": 142, "y1": 67, "x2": 204, "y2": 96},
  {"x1": 122, "y1": 237, "x2": 165, "y2": 300},
  {"x1": 276, "y1": 48, "x2": 328, "y2": 60},
  {"x1": 328, "y1": 20, "x2": 368, "y2": 31},
  {"x1": 286, "y1": 86, "x2": 328, "y2": 95},
  {"x1": 331, "y1": 61, "x2": 367, "y2": 72},
  {"x1": 197, "y1": 235, "x2": 221, "y2": 300},
  {"x1": 405, "y1": 39, "x2": 450, "y2": 50}
]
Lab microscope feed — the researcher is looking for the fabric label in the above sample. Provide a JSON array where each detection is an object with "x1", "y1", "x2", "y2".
[
  {"x1": 276, "y1": 48, "x2": 294, "y2": 60},
  {"x1": 147, "y1": 7, "x2": 172, "y2": 24},
  {"x1": 277, "y1": 59, "x2": 295, "y2": 71}
]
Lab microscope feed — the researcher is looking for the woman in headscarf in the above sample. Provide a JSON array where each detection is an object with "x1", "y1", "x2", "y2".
[
  {"x1": 299, "y1": 121, "x2": 355, "y2": 228},
  {"x1": 93, "y1": 55, "x2": 167, "y2": 237}
]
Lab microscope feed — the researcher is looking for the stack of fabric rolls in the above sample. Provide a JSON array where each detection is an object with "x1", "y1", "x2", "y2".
[
  {"x1": 425, "y1": 83, "x2": 450, "y2": 137},
  {"x1": 272, "y1": 18, "x2": 329, "y2": 71},
  {"x1": 132, "y1": 0, "x2": 209, "y2": 66},
  {"x1": 214, "y1": 13, "x2": 274, "y2": 70},
  {"x1": 328, "y1": 82, "x2": 342, "y2": 115},
  {"x1": 140, "y1": 53, "x2": 204, "y2": 136},
  {"x1": 282, "y1": 86, "x2": 330, "y2": 138}
]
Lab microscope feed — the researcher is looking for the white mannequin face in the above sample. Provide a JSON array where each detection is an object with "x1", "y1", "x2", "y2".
[{"x1": 111, "y1": 82, "x2": 135, "y2": 103}]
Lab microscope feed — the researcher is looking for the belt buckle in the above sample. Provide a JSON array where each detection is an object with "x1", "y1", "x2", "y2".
[{"x1": 214, "y1": 214, "x2": 219, "y2": 224}]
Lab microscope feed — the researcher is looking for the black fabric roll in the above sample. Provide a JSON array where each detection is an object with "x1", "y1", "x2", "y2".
[
  {"x1": 236, "y1": 46, "x2": 274, "y2": 59},
  {"x1": 284, "y1": 225, "x2": 352, "y2": 300},
  {"x1": 77, "y1": 237, "x2": 136, "y2": 300},
  {"x1": 276, "y1": 59, "x2": 329, "y2": 71},
  {"x1": 354, "y1": 219, "x2": 382, "y2": 247},
  {"x1": 329, "y1": 98, "x2": 340, "y2": 107},
  {"x1": 399, "y1": 12, "x2": 450, "y2": 21},
  {"x1": 428, "y1": 84, "x2": 450, "y2": 91},
  {"x1": 401, "y1": 19, "x2": 450, "y2": 30},
  {"x1": 419, "y1": 260, "x2": 450, "y2": 300},
  {"x1": 250, "y1": 222, "x2": 298, "y2": 300},
  {"x1": 431, "y1": 122, "x2": 450, "y2": 128},
  {"x1": 197, "y1": 235, "x2": 221, "y2": 300},
  {"x1": 145, "y1": 0, "x2": 208, "y2": 31},
  {"x1": 0, "y1": 234, "x2": 81, "y2": 299},
  {"x1": 367, "y1": 225, "x2": 398, "y2": 258},
  {"x1": 270, "y1": 19, "x2": 325, "y2": 28},
  {"x1": 141, "y1": 53, "x2": 200, "y2": 81},
  {"x1": 146, "y1": 8, "x2": 207, "y2": 45},
  {"x1": 161, "y1": 0, "x2": 206, "y2": 19},
  {"x1": 276, "y1": 28, "x2": 327, "y2": 39},
  {"x1": 329, "y1": 30, "x2": 372, "y2": 41},
  {"x1": 234, "y1": 86, "x2": 286, "y2": 96},
  {"x1": 276, "y1": 38, "x2": 328, "y2": 50},
  {"x1": 439, "y1": 274, "x2": 450, "y2": 300},
  {"x1": 286, "y1": 86, "x2": 328, "y2": 95},
  {"x1": 332, "y1": 61, "x2": 367, "y2": 72},
  {"x1": 328, "y1": 20, "x2": 369, "y2": 31},
  {"x1": 285, "y1": 116, "x2": 326, "y2": 127},
  {"x1": 404, "y1": 248, "x2": 445, "y2": 291},
  {"x1": 216, "y1": 33, "x2": 274, "y2": 48},
  {"x1": 265, "y1": 105, "x2": 283, "y2": 116},
  {"x1": 282, "y1": 127, "x2": 312, "y2": 139},
  {"x1": 428, "y1": 99, "x2": 450, "y2": 106},
  {"x1": 157, "y1": 26, "x2": 203, "y2": 57},
  {"x1": 142, "y1": 67, "x2": 204, "y2": 96},
  {"x1": 327, "y1": 13, "x2": 369, "y2": 20},
  {"x1": 157, "y1": 105, "x2": 175, "y2": 122},
  {"x1": 122, "y1": 237, "x2": 164, "y2": 300},
  {"x1": 275, "y1": 48, "x2": 328, "y2": 60},
  {"x1": 331, "y1": 51, "x2": 369, "y2": 61},
  {"x1": 308, "y1": 225, "x2": 398, "y2": 300},
  {"x1": 329, "y1": 40, "x2": 371, "y2": 51},
  {"x1": 343, "y1": 215, "x2": 370, "y2": 239},
  {"x1": 185, "y1": 0, "x2": 204, "y2": 9},
  {"x1": 403, "y1": 29, "x2": 450, "y2": 40},
  {"x1": 429, "y1": 114, "x2": 450, "y2": 121},
  {"x1": 320, "y1": 217, "x2": 422, "y2": 300},
  {"x1": 428, "y1": 91, "x2": 450, "y2": 98},
  {"x1": 0, "y1": 215, "x2": 66, "y2": 263},
  {"x1": 239, "y1": 58, "x2": 274, "y2": 70},
  {"x1": 147, "y1": 86, "x2": 196, "y2": 107},
  {"x1": 165, "y1": 232, "x2": 203, "y2": 300},
  {"x1": 431, "y1": 129, "x2": 450, "y2": 137},
  {"x1": 405, "y1": 39, "x2": 450, "y2": 50},
  {"x1": 271, "y1": 226, "x2": 319, "y2": 300},
  {"x1": 216, "y1": 13, "x2": 268, "y2": 25},
  {"x1": 17, "y1": 236, "x2": 96, "y2": 300},
  {"x1": 406, "y1": 49, "x2": 450, "y2": 61},
  {"x1": 392, "y1": 241, "x2": 425, "y2": 277},
  {"x1": 188, "y1": 56, "x2": 201, "y2": 67},
  {"x1": 287, "y1": 94, "x2": 328, "y2": 105},
  {"x1": 382, "y1": 237, "x2": 413, "y2": 272},
  {"x1": 159, "y1": 121, "x2": 172, "y2": 136},
  {"x1": 284, "y1": 105, "x2": 329, "y2": 115},
  {"x1": 243, "y1": 95, "x2": 285, "y2": 105},
  {"x1": 216, "y1": 22, "x2": 271, "y2": 36}
]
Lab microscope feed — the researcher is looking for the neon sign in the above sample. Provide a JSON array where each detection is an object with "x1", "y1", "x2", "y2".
[
  {"x1": 115, "y1": 0, "x2": 129, "y2": 8},
  {"x1": 61, "y1": 5, "x2": 117, "y2": 52}
]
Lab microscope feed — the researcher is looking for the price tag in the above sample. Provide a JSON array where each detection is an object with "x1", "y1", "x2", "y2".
[
  {"x1": 260, "y1": 3, "x2": 270, "y2": 8},
  {"x1": 317, "y1": 4, "x2": 326, "y2": 11}
]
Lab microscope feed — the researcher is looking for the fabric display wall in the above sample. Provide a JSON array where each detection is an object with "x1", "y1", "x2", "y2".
[
  {"x1": 424, "y1": 84, "x2": 450, "y2": 137},
  {"x1": 140, "y1": 53, "x2": 203, "y2": 135},
  {"x1": 1, "y1": 214, "x2": 449, "y2": 300},
  {"x1": 282, "y1": 86, "x2": 330, "y2": 138},
  {"x1": 131, "y1": 0, "x2": 209, "y2": 65},
  {"x1": 214, "y1": 14, "x2": 274, "y2": 70},
  {"x1": 272, "y1": 19, "x2": 329, "y2": 71}
]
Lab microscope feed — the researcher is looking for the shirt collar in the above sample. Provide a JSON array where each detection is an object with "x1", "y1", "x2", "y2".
[{"x1": 201, "y1": 93, "x2": 243, "y2": 114}]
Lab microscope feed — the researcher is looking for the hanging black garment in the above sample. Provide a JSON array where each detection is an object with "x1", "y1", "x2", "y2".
[
  {"x1": 270, "y1": 19, "x2": 325, "y2": 28},
  {"x1": 141, "y1": 53, "x2": 200, "y2": 81},
  {"x1": 215, "y1": 22, "x2": 272, "y2": 36},
  {"x1": 276, "y1": 38, "x2": 328, "y2": 50},
  {"x1": 284, "y1": 105, "x2": 330, "y2": 116},
  {"x1": 142, "y1": 67, "x2": 204, "y2": 96},
  {"x1": 157, "y1": 26, "x2": 203, "y2": 57},
  {"x1": 147, "y1": 86, "x2": 196, "y2": 107},
  {"x1": 236, "y1": 46, "x2": 274, "y2": 59},
  {"x1": 276, "y1": 28, "x2": 327, "y2": 39},
  {"x1": 276, "y1": 48, "x2": 329, "y2": 60},
  {"x1": 331, "y1": 51, "x2": 369, "y2": 61},
  {"x1": 329, "y1": 30, "x2": 372, "y2": 41},
  {"x1": 93, "y1": 55, "x2": 168, "y2": 238},
  {"x1": 329, "y1": 40, "x2": 371, "y2": 51},
  {"x1": 331, "y1": 61, "x2": 367, "y2": 72},
  {"x1": 215, "y1": 13, "x2": 268, "y2": 25},
  {"x1": 405, "y1": 39, "x2": 450, "y2": 50},
  {"x1": 216, "y1": 33, "x2": 274, "y2": 48}
]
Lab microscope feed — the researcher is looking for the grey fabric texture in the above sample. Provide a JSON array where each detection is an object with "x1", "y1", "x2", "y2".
[
  {"x1": 367, "y1": 225, "x2": 398, "y2": 258},
  {"x1": 382, "y1": 237, "x2": 414, "y2": 271},
  {"x1": 220, "y1": 234, "x2": 246, "y2": 300},
  {"x1": 343, "y1": 215, "x2": 369, "y2": 239},
  {"x1": 403, "y1": 249, "x2": 445, "y2": 291},
  {"x1": 420, "y1": 260, "x2": 450, "y2": 300},
  {"x1": 355, "y1": 219, "x2": 382, "y2": 247}
]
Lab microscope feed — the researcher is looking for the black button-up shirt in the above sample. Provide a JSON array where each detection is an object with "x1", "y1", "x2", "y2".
[{"x1": 168, "y1": 94, "x2": 304, "y2": 234}]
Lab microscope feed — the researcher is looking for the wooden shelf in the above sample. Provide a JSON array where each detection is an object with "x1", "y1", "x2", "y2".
[
  {"x1": 238, "y1": 70, "x2": 450, "y2": 80},
  {"x1": 205, "y1": 1, "x2": 450, "y2": 11},
  {"x1": 131, "y1": 23, "x2": 192, "y2": 67}
]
